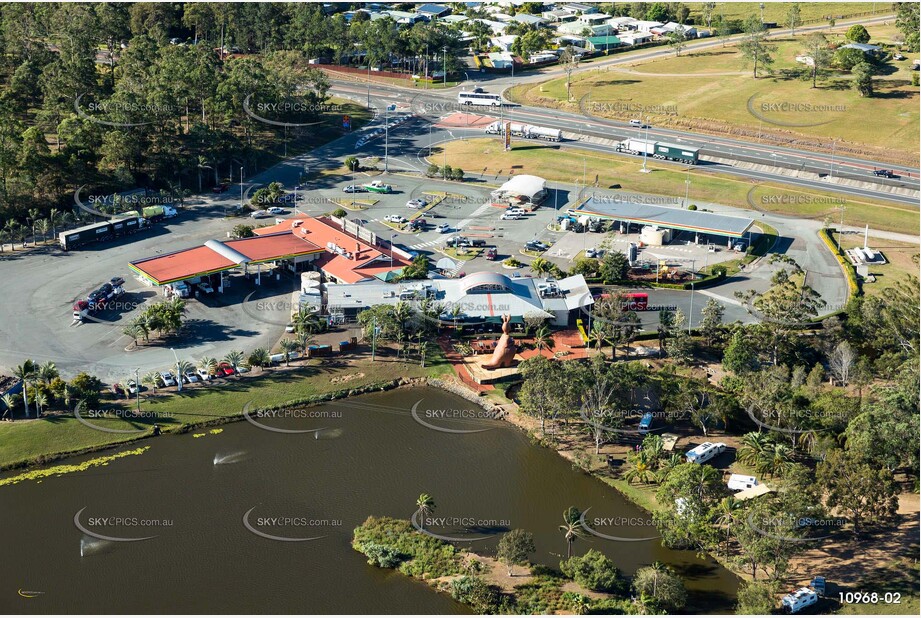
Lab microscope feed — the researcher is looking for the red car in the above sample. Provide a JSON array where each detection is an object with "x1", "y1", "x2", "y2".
[
  {"x1": 485, "y1": 248, "x2": 498, "y2": 260},
  {"x1": 217, "y1": 362, "x2": 236, "y2": 376},
  {"x1": 212, "y1": 183, "x2": 228, "y2": 193}
]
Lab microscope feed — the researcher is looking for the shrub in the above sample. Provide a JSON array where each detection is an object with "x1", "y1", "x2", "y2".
[
  {"x1": 231, "y1": 224, "x2": 254, "y2": 239},
  {"x1": 351, "y1": 516, "x2": 462, "y2": 579},
  {"x1": 451, "y1": 167, "x2": 465, "y2": 181},
  {"x1": 426, "y1": 163, "x2": 440, "y2": 177},
  {"x1": 687, "y1": 204, "x2": 697, "y2": 210},
  {"x1": 560, "y1": 549, "x2": 627, "y2": 594},
  {"x1": 344, "y1": 156, "x2": 360, "y2": 171},
  {"x1": 331, "y1": 207, "x2": 347, "y2": 218},
  {"x1": 912, "y1": 72, "x2": 920, "y2": 87},
  {"x1": 503, "y1": 257, "x2": 522, "y2": 268},
  {"x1": 450, "y1": 576, "x2": 501, "y2": 614}
]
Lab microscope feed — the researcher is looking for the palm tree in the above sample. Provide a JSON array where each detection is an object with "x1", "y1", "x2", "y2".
[
  {"x1": 142, "y1": 371, "x2": 160, "y2": 394},
  {"x1": 223, "y1": 350, "x2": 244, "y2": 376},
  {"x1": 49, "y1": 208, "x2": 60, "y2": 239},
  {"x1": 123, "y1": 324, "x2": 142, "y2": 346},
  {"x1": 1, "y1": 394, "x2": 14, "y2": 420},
  {"x1": 533, "y1": 325, "x2": 553, "y2": 352},
  {"x1": 27, "y1": 208, "x2": 40, "y2": 244},
  {"x1": 418, "y1": 339, "x2": 432, "y2": 367},
  {"x1": 737, "y1": 431, "x2": 772, "y2": 467},
  {"x1": 393, "y1": 302, "x2": 414, "y2": 358},
  {"x1": 3, "y1": 220, "x2": 17, "y2": 250},
  {"x1": 654, "y1": 453, "x2": 684, "y2": 483},
  {"x1": 559, "y1": 508, "x2": 586, "y2": 558},
  {"x1": 0, "y1": 229, "x2": 8, "y2": 252},
  {"x1": 247, "y1": 347, "x2": 270, "y2": 372},
  {"x1": 530, "y1": 257, "x2": 552, "y2": 276},
  {"x1": 758, "y1": 443, "x2": 794, "y2": 478},
  {"x1": 292, "y1": 307, "x2": 322, "y2": 335},
  {"x1": 175, "y1": 360, "x2": 194, "y2": 384},
  {"x1": 688, "y1": 463, "x2": 720, "y2": 501},
  {"x1": 36, "y1": 361, "x2": 58, "y2": 384},
  {"x1": 590, "y1": 322, "x2": 607, "y2": 351},
  {"x1": 12, "y1": 360, "x2": 36, "y2": 418},
  {"x1": 714, "y1": 496, "x2": 742, "y2": 555},
  {"x1": 279, "y1": 339, "x2": 299, "y2": 366},
  {"x1": 132, "y1": 318, "x2": 150, "y2": 343},
  {"x1": 33, "y1": 390, "x2": 47, "y2": 417},
  {"x1": 36, "y1": 218, "x2": 50, "y2": 243},
  {"x1": 295, "y1": 330, "x2": 314, "y2": 357},
  {"x1": 623, "y1": 449, "x2": 657, "y2": 485},
  {"x1": 198, "y1": 357, "x2": 217, "y2": 378},
  {"x1": 415, "y1": 493, "x2": 436, "y2": 530}
]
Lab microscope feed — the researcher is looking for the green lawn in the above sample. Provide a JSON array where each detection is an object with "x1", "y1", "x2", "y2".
[
  {"x1": 839, "y1": 235, "x2": 920, "y2": 298},
  {"x1": 683, "y1": 2, "x2": 886, "y2": 25},
  {"x1": 508, "y1": 23, "x2": 918, "y2": 164},
  {"x1": 0, "y1": 351, "x2": 452, "y2": 471},
  {"x1": 439, "y1": 139, "x2": 916, "y2": 233}
]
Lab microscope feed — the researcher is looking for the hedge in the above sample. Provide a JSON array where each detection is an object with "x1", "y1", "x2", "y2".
[{"x1": 819, "y1": 228, "x2": 861, "y2": 297}]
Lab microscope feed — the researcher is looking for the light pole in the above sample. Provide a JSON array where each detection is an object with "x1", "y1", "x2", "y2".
[
  {"x1": 170, "y1": 348, "x2": 182, "y2": 393},
  {"x1": 239, "y1": 166, "x2": 244, "y2": 210},
  {"x1": 135, "y1": 367, "x2": 141, "y2": 414},
  {"x1": 442, "y1": 45, "x2": 448, "y2": 86},
  {"x1": 384, "y1": 104, "x2": 393, "y2": 172},
  {"x1": 389, "y1": 233, "x2": 397, "y2": 271},
  {"x1": 829, "y1": 140, "x2": 837, "y2": 179},
  {"x1": 640, "y1": 117, "x2": 651, "y2": 173},
  {"x1": 367, "y1": 61, "x2": 371, "y2": 108},
  {"x1": 688, "y1": 281, "x2": 695, "y2": 334},
  {"x1": 683, "y1": 167, "x2": 691, "y2": 207}
]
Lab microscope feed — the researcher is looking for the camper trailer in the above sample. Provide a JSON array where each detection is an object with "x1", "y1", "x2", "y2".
[
  {"x1": 782, "y1": 588, "x2": 818, "y2": 613},
  {"x1": 727, "y1": 474, "x2": 758, "y2": 491},
  {"x1": 685, "y1": 442, "x2": 726, "y2": 464}
]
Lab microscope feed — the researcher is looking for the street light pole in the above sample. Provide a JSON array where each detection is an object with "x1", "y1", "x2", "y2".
[
  {"x1": 641, "y1": 117, "x2": 650, "y2": 173},
  {"x1": 442, "y1": 45, "x2": 448, "y2": 86},
  {"x1": 829, "y1": 140, "x2": 837, "y2": 179},
  {"x1": 684, "y1": 167, "x2": 691, "y2": 207},
  {"x1": 135, "y1": 367, "x2": 141, "y2": 414},
  {"x1": 239, "y1": 166, "x2": 244, "y2": 210},
  {"x1": 688, "y1": 282, "x2": 695, "y2": 334},
  {"x1": 384, "y1": 104, "x2": 389, "y2": 172}
]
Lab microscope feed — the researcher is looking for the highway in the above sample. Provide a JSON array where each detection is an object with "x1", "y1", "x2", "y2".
[{"x1": 326, "y1": 13, "x2": 919, "y2": 206}]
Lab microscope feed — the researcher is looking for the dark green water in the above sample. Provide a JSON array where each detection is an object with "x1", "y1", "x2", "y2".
[{"x1": 1, "y1": 386, "x2": 738, "y2": 613}]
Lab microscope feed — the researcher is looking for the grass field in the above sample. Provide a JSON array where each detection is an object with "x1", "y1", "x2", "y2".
[
  {"x1": 839, "y1": 235, "x2": 920, "y2": 297},
  {"x1": 0, "y1": 351, "x2": 452, "y2": 471},
  {"x1": 438, "y1": 139, "x2": 917, "y2": 233},
  {"x1": 683, "y1": 2, "x2": 885, "y2": 25},
  {"x1": 508, "y1": 22, "x2": 918, "y2": 164}
]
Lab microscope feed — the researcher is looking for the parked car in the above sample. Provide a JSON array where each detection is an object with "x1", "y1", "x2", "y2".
[
  {"x1": 111, "y1": 383, "x2": 126, "y2": 397},
  {"x1": 212, "y1": 183, "x2": 228, "y2": 193},
  {"x1": 183, "y1": 372, "x2": 200, "y2": 384},
  {"x1": 196, "y1": 367, "x2": 212, "y2": 381},
  {"x1": 585, "y1": 247, "x2": 598, "y2": 258},
  {"x1": 267, "y1": 206, "x2": 286, "y2": 215},
  {"x1": 384, "y1": 214, "x2": 406, "y2": 224},
  {"x1": 159, "y1": 371, "x2": 177, "y2": 387},
  {"x1": 125, "y1": 380, "x2": 138, "y2": 396},
  {"x1": 250, "y1": 210, "x2": 268, "y2": 219},
  {"x1": 343, "y1": 185, "x2": 364, "y2": 193},
  {"x1": 406, "y1": 198, "x2": 427, "y2": 209},
  {"x1": 217, "y1": 363, "x2": 235, "y2": 376},
  {"x1": 500, "y1": 212, "x2": 522, "y2": 220},
  {"x1": 810, "y1": 576, "x2": 826, "y2": 596},
  {"x1": 436, "y1": 223, "x2": 451, "y2": 234},
  {"x1": 505, "y1": 207, "x2": 525, "y2": 217},
  {"x1": 408, "y1": 218, "x2": 426, "y2": 230},
  {"x1": 446, "y1": 236, "x2": 470, "y2": 247},
  {"x1": 525, "y1": 240, "x2": 548, "y2": 252},
  {"x1": 485, "y1": 248, "x2": 498, "y2": 260},
  {"x1": 110, "y1": 276, "x2": 126, "y2": 288}
]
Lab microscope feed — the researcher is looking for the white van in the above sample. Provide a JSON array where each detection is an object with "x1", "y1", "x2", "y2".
[
  {"x1": 782, "y1": 588, "x2": 818, "y2": 613},
  {"x1": 728, "y1": 474, "x2": 758, "y2": 491},
  {"x1": 629, "y1": 119, "x2": 646, "y2": 128},
  {"x1": 685, "y1": 442, "x2": 726, "y2": 464}
]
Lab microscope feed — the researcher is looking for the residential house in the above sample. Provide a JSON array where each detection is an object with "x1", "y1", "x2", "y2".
[
  {"x1": 633, "y1": 20, "x2": 664, "y2": 32},
  {"x1": 562, "y1": 3, "x2": 599, "y2": 14},
  {"x1": 542, "y1": 8, "x2": 578, "y2": 22},
  {"x1": 557, "y1": 21, "x2": 613, "y2": 36},
  {"x1": 416, "y1": 3, "x2": 452, "y2": 19},
  {"x1": 490, "y1": 34, "x2": 519, "y2": 51},
  {"x1": 585, "y1": 35, "x2": 622, "y2": 52}
]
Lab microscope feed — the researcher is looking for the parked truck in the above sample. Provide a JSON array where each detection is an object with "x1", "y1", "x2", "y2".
[{"x1": 58, "y1": 216, "x2": 145, "y2": 251}]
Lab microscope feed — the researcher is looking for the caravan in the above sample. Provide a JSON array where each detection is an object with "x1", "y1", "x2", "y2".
[
  {"x1": 727, "y1": 474, "x2": 758, "y2": 491},
  {"x1": 685, "y1": 442, "x2": 726, "y2": 464},
  {"x1": 782, "y1": 588, "x2": 818, "y2": 613}
]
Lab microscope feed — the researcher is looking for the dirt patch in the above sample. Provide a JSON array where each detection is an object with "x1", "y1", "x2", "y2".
[{"x1": 330, "y1": 372, "x2": 365, "y2": 385}]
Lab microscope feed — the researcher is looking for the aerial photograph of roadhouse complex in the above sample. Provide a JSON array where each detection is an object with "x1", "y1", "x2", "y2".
[{"x1": 0, "y1": 0, "x2": 918, "y2": 615}]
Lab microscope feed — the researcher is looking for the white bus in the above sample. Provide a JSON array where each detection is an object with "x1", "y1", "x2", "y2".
[{"x1": 458, "y1": 91, "x2": 502, "y2": 106}]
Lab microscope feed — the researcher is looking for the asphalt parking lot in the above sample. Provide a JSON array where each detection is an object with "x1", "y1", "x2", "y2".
[{"x1": 0, "y1": 197, "x2": 297, "y2": 383}]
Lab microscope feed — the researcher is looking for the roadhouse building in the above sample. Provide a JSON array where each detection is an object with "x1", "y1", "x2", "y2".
[{"x1": 325, "y1": 271, "x2": 593, "y2": 327}]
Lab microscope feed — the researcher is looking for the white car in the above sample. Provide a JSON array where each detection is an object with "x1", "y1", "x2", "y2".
[
  {"x1": 267, "y1": 206, "x2": 285, "y2": 215},
  {"x1": 159, "y1": 372, "x2": 177, "y2": 387},
  {"x1": 506, "y1": 208, "x2": 525, "y2": 217},
  {"x1": 182, "y1": 372, "x2": 200, "y2": 384},
  {"x1": 436, "y1": 223, "x2": 451, "y2": 234},
  {"x1": 585, "y1": 248, "x2": 598, "y2": 258},
  {"x1": 384, "y1": 214, "x2": 406, "y2": 224},
  {"x1": 250, "y1": 210, "x2": 268, "y2": 219},
  {"x1": 500, "y1": 212, "x2": 522, "y2": 221},
  {"x1": 343, "y1": 185, "x2": 363, "y2": 193},
  {"x1": 196, "y1": 367, "x2": 212, "y2": 380},
  {"x1": 125, "y1": 380, "x2": 139, "y2": 395},
  {"x1": 406, "y1": 198, "x2": 427, "y2": 209},
  {"x1": 198, "y1": 282, "x2": 214, "y2": 294}
]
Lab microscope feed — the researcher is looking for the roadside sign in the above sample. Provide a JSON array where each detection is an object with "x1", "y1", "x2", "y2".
[{"x1": 343, "y1": 115, "x2": 350, "y2": 129}]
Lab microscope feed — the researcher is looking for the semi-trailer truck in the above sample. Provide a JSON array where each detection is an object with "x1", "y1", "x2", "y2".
[
  {"x1": 484, "y1": 121, "x2": 562, "y2": 142},
  {"x1": 616, "y1": 138, "x2": 700, "y2": 164},
  {"x1": 58, "y1": 216, "x2": 145, "y2": 250}
]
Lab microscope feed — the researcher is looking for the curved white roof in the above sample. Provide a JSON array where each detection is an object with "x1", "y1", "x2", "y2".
[
  {"x1": 459, "y1": 271, "x2": 512, "y2": 292},
  {"x1": 497, "y1": 175, "x2": 546, "y2": 199},
  {"x1": 204, "y1": 239, "x2": 251, "y2": 264}
]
